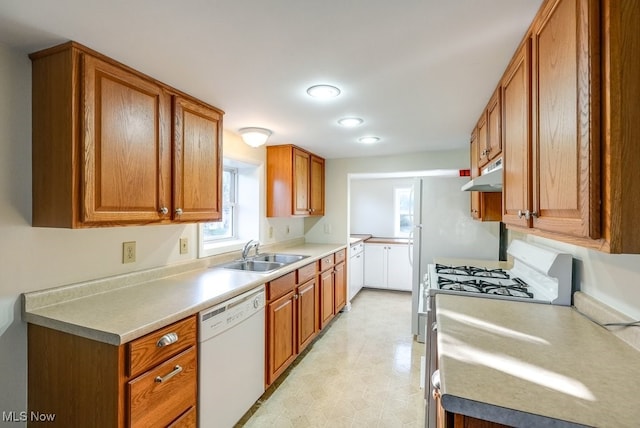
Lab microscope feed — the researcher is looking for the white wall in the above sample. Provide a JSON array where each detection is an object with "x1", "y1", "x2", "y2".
[
  {"x1": 306, "y1": 149, "x2": 473, "y2": 244},
  {"x1": 0, "y1": 42, "x2": 305, "y2": 417},
  {"x1": 512, "y1": 232, "x2": 640, "y2": 320},
  {"x1": 350, "y1": 177, "x2": 415, "y2": 237}
]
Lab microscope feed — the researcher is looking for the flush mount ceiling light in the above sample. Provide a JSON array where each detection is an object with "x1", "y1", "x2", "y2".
[
  {"x1": 307, "y1": 84, "x2": 341, "y2": 99},
  {"x1": 338, "y1": 117, "x2": 364, "y2": 127},
  {"x1": 358, "y1": 136, "x2": 380, "y2": 144},
  {"x1": 239, "y1": 127, "x2": 272, "y2": 147}
]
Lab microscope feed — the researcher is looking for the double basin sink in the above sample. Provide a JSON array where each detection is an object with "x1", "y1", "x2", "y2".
[{"x1": 222, "y1": 253, "x2": 309, "y2": 273}]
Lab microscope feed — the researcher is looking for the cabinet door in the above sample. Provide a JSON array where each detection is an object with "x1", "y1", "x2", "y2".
[
  {"x1": 333, "y1": 261, "x2": 347, "y2": 313},
  {"x1": 82, "y1": 54, "x2": 171, "y2": 224},
  {"x1": 477, "y1": 113, "x2": 489, "y2": 168},
  {"x1": 469, "y1": 130, "x2": 482, "y2": 220},
  {"x1": 386, "y1": 245, "x2": 413, "y2": 291},
  {"x1": 297, "y1": 278, "x2": 318, "y2": 353},
  {"x1": 364, "y1": 244, "x2": 386, "y2": 288},
  {"x1": 173, "y1": 96, "x2": 222, "y2": 222},
  {"x1": 309, "y1": 155, "x2": 325, "y2": 216},
  {"x1": 267, "y1": 291, "x2": 296, "y2": 385},
  {"x1": 486, "y1": 89, "x2": 502, "y2": 162},
  {"x1": 319, "y1": 269, "x2": 335, "y2": 328},
  {"x1": 532, "y1": 0, "x2": 600, "y2": 238},
  {"x1": 502, "y1": 39, "x2": 533, "y2": 228},
  {"x1": 293, "y1": 148, "x2": 310, "y2": 215}
]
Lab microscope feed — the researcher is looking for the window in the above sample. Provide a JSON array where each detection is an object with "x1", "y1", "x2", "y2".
[
  {"x1": 202, "y1": 168, "x2": 237, "y2": 242},
  {"x1": 394, "y1": 186, "x2": 413, "y2": 237},
  {"x1": 198, "y1": 159, "x2": 260, "y2": 258}
]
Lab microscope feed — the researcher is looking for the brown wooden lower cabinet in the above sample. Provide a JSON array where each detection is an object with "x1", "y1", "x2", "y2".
[
  {"x1": 266, "y1": 249, "x2": 347, "y2": 387},
  {"x1": 266, "y1": 289, "x2": 297, "y2": 385},
  {"x1": 27, "y1": 316, "x2": 197, "y2": 427},
  {"x1": 319, "y1": 266, "x2": 335, "y2": 328},
  {"x1": 436, "y1": 396, "x2": 510, "y2": 428}
]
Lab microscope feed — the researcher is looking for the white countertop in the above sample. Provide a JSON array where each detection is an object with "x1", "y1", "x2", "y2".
[
  {"x1": 436, "y1": 294, "x2": 640, "y2": 428},
  {"x1": 23, "y1": 243, "x2": 345, "y2": 346}
]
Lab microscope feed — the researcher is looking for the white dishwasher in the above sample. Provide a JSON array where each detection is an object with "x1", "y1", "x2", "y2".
[{"x1": 198, "y1": 286, "x2": 266, "y2": 428}]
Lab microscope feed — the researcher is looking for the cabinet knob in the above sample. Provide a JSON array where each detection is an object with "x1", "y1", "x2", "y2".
[
  {"x1": 159, "y1": 207, "x2": 169, "y2": 215},
  {"x1": 293, "y1": 294, "x2": 299, "y2": 300},
  {"x1": 517, "y1": 210, "x2": 524, "y2": 219},
  {"x1": 175, "y1": 208, "x2": 183, "y2": 216}
]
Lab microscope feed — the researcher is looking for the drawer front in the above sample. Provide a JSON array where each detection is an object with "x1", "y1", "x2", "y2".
[
  {"x1": 297, "y1": 262, "x2": 317, "y2": 284},
  {"x1": 267, "y1": 271, "x2": 296, "y2": 301},
  {"x1": 128, "y1": 346, "x2": 197, "y2": 428},
  {"x1": 320, "y1": 254, "x2": 335, "y2": 272},
  {"x1": 334, "y1": 249, "x2": 346, "y2": 264},
  {"x1": 168, "y1": 406, "x2": 197, "y2": 428},
  {"x1": 128, "y1": 316, "x2": 196, "y2": 377}
]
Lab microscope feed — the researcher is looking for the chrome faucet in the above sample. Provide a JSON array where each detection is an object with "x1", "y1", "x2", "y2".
[{"x1": 242, "y1": 239, "x2": 260, "y2": 260}]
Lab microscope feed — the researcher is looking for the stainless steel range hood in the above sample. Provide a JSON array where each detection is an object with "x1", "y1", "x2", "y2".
[{"x1": 461, "y1": 158, "x2": 503, "y2": 192}]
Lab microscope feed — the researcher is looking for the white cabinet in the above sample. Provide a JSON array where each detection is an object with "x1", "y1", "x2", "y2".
[
  {"x1": 364, "y1": 243, "x2": 412, "y2": 291},
  {"x1": 349, "y1": 243, "x2": 364, "y2": 300}
]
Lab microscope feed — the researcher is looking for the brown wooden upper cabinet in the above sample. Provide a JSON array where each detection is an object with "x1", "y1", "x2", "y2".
[
  {"x1": 501, "y1": 38, "x2": 533, "y2": 229},
  {"x1": 478, "y1": 88, "x2": 502, "y2": 169},
  {"x1": 497, "y1": 0, "x2": 640, "y2": 253},
  {"x1": 30, "y1": 41, "x2": 223, "y2": 228},
  {"x1": 470, "y1": 123, "x2": 501, "y2": 222},
  {"x1": 501, "y1": 0, "x2": 599, "y2": 240},
  {"x1": 267, "y1": 144, "x2": 325, "y2": 217}
]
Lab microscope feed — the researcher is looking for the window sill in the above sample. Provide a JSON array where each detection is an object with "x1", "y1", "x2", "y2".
[{"x1": 199, "y1": 239, "x2": 245, "y2": 259}]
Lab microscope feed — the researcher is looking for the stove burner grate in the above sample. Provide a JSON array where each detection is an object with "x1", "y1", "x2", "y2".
[
  {"x1": 437, "y1": 276, "x2": 533, "y2": 298},
  {"x1": 435, "y1": 264, "x2": 510, "y2": 279}
]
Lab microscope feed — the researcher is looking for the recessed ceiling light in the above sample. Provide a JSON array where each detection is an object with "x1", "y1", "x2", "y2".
[
  {"x1": 338, "y1": 117, "x2": 364, "y2": 127},
  {"x1": 307, "y1": 84, "x2": 341, "y2": 99},
  {"x1": 358, "y1": 136, "x2": 380, "y2": 144}
]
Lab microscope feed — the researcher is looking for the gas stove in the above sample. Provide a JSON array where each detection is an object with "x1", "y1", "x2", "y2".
[{"x1": 424, "y1": 240, "x2": 573, "y2": 306}]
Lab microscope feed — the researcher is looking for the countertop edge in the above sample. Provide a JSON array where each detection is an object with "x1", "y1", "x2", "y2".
[
  {"x1": 22, "y1": 243, "x2": 346, "y2": 345},
  {"x1": 441, "y1": 395, "x2": 588, "y2": 428}
]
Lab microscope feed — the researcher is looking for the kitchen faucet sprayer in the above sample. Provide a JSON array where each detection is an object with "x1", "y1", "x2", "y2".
[{"x1": 242, "y1": 240, "x2": 260, "y2": 260}]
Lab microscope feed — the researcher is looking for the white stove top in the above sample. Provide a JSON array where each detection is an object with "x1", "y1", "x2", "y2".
[{"x1": 423, "y1": 240, "x2": 573, "y2": 308}]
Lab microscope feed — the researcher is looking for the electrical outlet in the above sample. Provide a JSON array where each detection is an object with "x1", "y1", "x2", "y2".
[
  {"x1": 123, "y1": 241, "x2": 136, "y2": 264},
  {"x1": 268, "y1": 226, "x2": 273, "y2": 239},
  {"x1": 180, "y1": 237, "x2": 189, "y2": 255},
  {"x1": 324, "y1": 223, "x2": 332, "y2": 234}
]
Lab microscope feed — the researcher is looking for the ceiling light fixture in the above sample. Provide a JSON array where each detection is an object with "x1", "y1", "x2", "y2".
[
  {"x1": 338, "y1": 117, "x2": 364, "y2": 127},
  {"x1": 307, "y1": 84, "x2": 341, "y2": 99},
  {"x1": 239, "y1": 127, "x2": 272, "y2": 147},
  {"x1": 358, "y1": 136, "x2": 380, "y2": 144}
]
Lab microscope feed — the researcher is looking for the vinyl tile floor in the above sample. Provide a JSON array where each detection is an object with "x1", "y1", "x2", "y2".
[{"x1": 239, "y1": 288, "x2": 426, "y2": 427}]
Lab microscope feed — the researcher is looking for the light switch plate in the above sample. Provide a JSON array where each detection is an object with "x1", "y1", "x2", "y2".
[{"x1": 180, "y1": 237, "x2": 189, "y2": 255}]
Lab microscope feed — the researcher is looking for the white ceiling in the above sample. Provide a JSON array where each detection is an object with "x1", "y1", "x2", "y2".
[{"x1": 0, "y1": 0, "x2": 542, "y2": 159}]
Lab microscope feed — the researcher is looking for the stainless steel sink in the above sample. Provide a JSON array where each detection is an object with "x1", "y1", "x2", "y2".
[
  {"x1": 221, "y1": 253, "x2": 309, "y2": 273},
  {"x1": 252, "y1": 253, "x2": 309, "y2": 264},
  {"x1": 222, "y1": 260, "x2": 285, "y2": 273}
]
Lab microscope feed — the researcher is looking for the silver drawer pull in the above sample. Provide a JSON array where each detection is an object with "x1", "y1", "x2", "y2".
[
  {"x1": 154, "y1": 365, "x2": 182, "y2": 383},
  {"x1": 156, "y1": 332, "x2": 178, "y2": 347}
]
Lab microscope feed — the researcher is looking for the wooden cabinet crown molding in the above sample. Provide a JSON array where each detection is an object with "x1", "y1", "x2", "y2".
[{"x1": 30, "y1": 41, "x2": 224, "y2": 228}]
